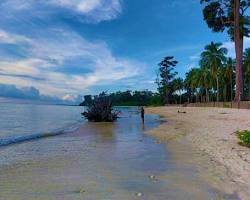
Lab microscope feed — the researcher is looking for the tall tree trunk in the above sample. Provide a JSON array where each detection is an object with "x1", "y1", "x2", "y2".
[
  {"x1": 216, "y1": 75, "x2": 219, "y2": 102},
  {"x1": 165, "y1": 88, "x2": 169, "y2": 104},
  {"x1": 234, "y1": 0, "x2": 243, "y2": 102},
  {"x1": 192, "y1": 92, "x2": 194, "y2": 103},
  {"x1": 249, "y1": 84, "x2": 250, "y2": 101},
  {"x1": 230, "y1": 77, "x2": 233, "y2": 102},
  {"x1": 206, "y1": 88, "x2": 209, "y2": 103},
  {"x1": 179, "y1": 92, "x2": 182, "y2": 104},
  {"x1": 223, "y1": 85, "x2": 228, "y2": 102}
]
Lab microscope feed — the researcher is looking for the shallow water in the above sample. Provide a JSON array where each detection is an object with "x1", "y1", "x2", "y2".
[
  {"x1": 0, "y1": 107, "x2": 239, "y2": 200},
  {"x1": 0, "y1": 103, "x2": 84, "y2": 145}
]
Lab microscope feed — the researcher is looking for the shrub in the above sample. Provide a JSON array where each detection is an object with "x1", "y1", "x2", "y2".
[
  {"x1": 82, "y1": 92, "x2": 119, "y2": 122},
  {"x1": 237, "y1": 130, "x2": 250, "y2": 147}
]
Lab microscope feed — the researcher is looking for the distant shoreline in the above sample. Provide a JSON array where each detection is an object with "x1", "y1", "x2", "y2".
[{"x1": 146, "y1": 106, "x2": 250, "y2": 199}]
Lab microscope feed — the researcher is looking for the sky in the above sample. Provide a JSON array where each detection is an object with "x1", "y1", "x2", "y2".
[{"x1": 0, "y1": 0, "x2": 249, "y2": 104}]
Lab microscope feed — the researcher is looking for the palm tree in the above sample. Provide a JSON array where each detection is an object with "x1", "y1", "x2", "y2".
[
  {"x1": 199, "y1": 65, "x2": 212, "y2": 102},
  {"x1": 200, "y1": 0, "x2": 250, "y2": 102},
  {"x1": 244, "y1": 48, "x2": 250, "y2": 100},
  {"x1": 225, "y1": 58, "x2": 235, "y2": 102},
  {"x1": 200, "y1": 42, "x2": 227, "y2": 102},
  {"x1": 185, "y1": 68, "x2": 201, "y2": 103},
  {"x1": 172, "y1": 78, "x2": 184, "y2": 104},
  {"x1": 220, "y1": 66, "x2": 229, "y2": 102}
]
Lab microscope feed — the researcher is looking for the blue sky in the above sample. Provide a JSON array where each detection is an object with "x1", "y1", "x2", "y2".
[{"x1": 0, "y1": 0, "x2": 249, "y2": 103}]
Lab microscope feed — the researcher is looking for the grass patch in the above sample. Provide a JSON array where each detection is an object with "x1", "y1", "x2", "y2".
[
  {"x1": 236, "y1": 130, "x2": 250, "y2": 147},
  {"x1": 223, "y1": 103, "x2": 231, "y2": 108}
]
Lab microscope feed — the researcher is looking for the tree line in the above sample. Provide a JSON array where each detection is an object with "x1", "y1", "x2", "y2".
[
  {"x1": 155, "y1": 0, "x2": 250, "y2": 104},
  {"x1": 199, "y1": 0, "x2": 250, "y2": 102},
  {"x1": 156, "y1": 46, "x2": 250, "y2": 105},
  {"x1": 80, "y1": 91, "x2": 162, "y2": 107}
]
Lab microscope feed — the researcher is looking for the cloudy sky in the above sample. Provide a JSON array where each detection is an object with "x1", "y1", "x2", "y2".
[{"x1": 0, "y1": 0, "x2": 249, "y2": 103}]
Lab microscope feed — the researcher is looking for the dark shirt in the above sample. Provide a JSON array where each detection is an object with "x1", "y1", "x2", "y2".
[{"x1": 141, "y1": 107, "x2": 145, "y2": 118}]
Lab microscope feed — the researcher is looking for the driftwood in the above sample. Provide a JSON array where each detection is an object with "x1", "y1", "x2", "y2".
[
  {"x1": 178, "y1": 110, "x2": 186, "y2": 114},
  {"x1": 82, "y1": 92, "x2": 119, "y2": 122}
]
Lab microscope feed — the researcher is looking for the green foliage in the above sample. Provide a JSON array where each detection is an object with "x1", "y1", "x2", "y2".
[
  {"x1": 237, "y1": 130, "x2": 250, "y2": 147},
  {"x1": 244, "y1": 48, "x2": 250, "y2": 83},
  {"x1": 157, "y1": 56, "x2": 178, "y2": 104},
  {"x1": 200, "y1": 0, "x2": 250, "y2": 39},
  {"x1": 200, "y1": 42, "x2": 228, "y2": 102},
  {"x1": 200, "y1": 0, "x2": 250, "y2": 101},
  {"x1": 172, "y1": 78, "x2": 184, "y2": 92},
  {"x1": 200, "y1": 42, "x2": 227, "y2": 77},
  {"x1": 80, "y1": 90, "x2": 164, "y2": 107},
  {"x1": 185, "y1": 68, "x2": 201, "y2": 90},
  {"x1": 181, "y1": 45, "x2": 250, "y2": 103},
  {"x1": 184, "y1": 42, "x2": 230, "y2": 102},
  {"x1": 149, "y1": 94, "x2": 162, "y2": 106},
  {"x1": 244, "y1": 48, "x2": 250, "y2": 99}
]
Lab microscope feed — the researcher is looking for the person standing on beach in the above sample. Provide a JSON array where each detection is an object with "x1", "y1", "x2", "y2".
[{"x1": 141, "y1": 107, "x2": 145, "y2": 123}]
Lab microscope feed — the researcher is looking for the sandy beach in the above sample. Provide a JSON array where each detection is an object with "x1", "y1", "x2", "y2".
[{"x1": 146, "y1": 106, "x2": 250, "y2": 199}]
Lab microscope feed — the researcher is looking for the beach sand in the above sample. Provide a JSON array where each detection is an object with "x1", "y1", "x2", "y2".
[{"x1": 146, "y1": 106, "x2": 250, "y2": 199}]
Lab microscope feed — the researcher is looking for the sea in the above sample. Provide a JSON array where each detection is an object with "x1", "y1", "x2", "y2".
[{"x1": 0, "y1": 101, "x2": 85, "y2": 146}]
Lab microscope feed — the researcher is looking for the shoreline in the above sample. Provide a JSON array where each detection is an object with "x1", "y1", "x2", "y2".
[{"x1": 146, "y1": 106, "x2": 250, "y2": 199}]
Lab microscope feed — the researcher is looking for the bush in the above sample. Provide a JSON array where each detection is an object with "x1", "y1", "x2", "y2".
[
  {"x1": 237, "y1": 130, "x2": 250, "y2": 147},
  {"x1": 82, "y1": 92, "x2": 119, "y2": 122}
]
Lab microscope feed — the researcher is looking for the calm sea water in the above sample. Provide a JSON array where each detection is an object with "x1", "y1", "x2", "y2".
[{"x1": 0, "y1": 103, "x2": 85, "y2": 146}]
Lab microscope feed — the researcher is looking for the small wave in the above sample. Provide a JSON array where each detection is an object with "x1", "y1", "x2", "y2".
[
  {"x1": 0, "y1": 124, "x2": 80, "y2": 147},
  {"x1": 0, "y1": 131, "x2": 64, "y2": 147}
]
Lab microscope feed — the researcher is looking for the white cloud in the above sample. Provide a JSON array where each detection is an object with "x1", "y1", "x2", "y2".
[
  {"x1": 222, "y1": 37, "x2": 250, "y2": 58},
  {"x1": 62, "y1": 94, "x2": 83, "y2": 102},
  {"x1": 0, "y1": 29, "x2": 31, "y2": 44},
  {"x1": 51, "y1": 0, "x2": 122, "y2": 22},
  {"x1": 54, "y1": 0, "x2": 102, "y2": 13},
  {"x1": 1, "y1": 0, "x2": 32, "y2": 11},
  {"x1": 0, "y1": 28, "x2": 143, "y2": 98},
  {"x1": 1, "y1": 0, "x2": 122, "y2": 23},
  {"x1": 189, "y1": 53, "x2": 200, "y2": 62}
]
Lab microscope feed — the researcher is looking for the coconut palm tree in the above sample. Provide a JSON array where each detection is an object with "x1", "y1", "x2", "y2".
[
  {"x1": 244, "y1": 48, "x2": 250, "y2": 100},
  {"x1": 185, "y1": 68, "x2": 201, "y2": 103},
  {"x1": 200, "y1": 42, "x2": 228, "y2": 102},
  {"x1": 199, "y1": 65, "x2": 212, "y2": 102},
  {"x1": 220, "y1": 66, "x2": 230, "y2": 102},
  {"x1": 224, "y1": 58, "x2": 235, "y2": 102},
  {"x1": 172, "y1": 78, "x2": 184, "y2": 104},
  {"x1": 200, "y1": 0, "x2": 250, "y2": 102}
]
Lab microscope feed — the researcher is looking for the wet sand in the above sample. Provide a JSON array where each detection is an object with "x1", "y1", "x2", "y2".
[
  {"x1": 0, "y1": 109, "x2": 244, "y2": 199},
  {"x1": 146, "y1": 106, "x2": 250, "y2": 199}
]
